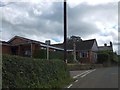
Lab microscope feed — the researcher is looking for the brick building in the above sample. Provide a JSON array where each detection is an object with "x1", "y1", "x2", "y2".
[
  {"x1": 1, "y1": 36, "x2": 63, "y2": 57},
  {"x1": 1, "y1": 35, "x2": 113, "y2": 63},
  {"x1": 53, "y1": 36, "x2": 99, "y2": 63},
  {"x1": 98, "y1": 42, "x2": 113, "y2": 51}
]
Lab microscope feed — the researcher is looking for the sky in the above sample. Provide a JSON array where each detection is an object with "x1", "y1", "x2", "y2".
[{"x1": 0, "y1": 0, "x2": 119, "y2": 54}]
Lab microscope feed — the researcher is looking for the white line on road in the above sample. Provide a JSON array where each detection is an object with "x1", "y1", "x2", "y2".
[
  {"x1": 75, "y1": 80, "x2": 78, "y2": 82},
  {"x1": 67, "y1": 84, "x2": 73, "y2": 88},
  {"x1": 81, "y1": 71, "x2": 92, "y2": 78},
  {"x1": 81, "y1": 69, "x2": 96, "y2": 78},
  {"x1": 73, "y1": 69, "x2": 96, "y2": 79},
  {"x1": 73, "y1": 70, "x2": 90, "y2": 79}
]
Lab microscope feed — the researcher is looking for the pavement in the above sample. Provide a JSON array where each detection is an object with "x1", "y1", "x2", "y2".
[{"x1": 67, "y1": 66, "x2": 118, "y2": 88}]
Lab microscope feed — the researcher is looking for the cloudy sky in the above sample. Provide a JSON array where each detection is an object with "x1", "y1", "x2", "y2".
[{"x1": 0, "y1": 0, "x2": 119, "y2": 54}]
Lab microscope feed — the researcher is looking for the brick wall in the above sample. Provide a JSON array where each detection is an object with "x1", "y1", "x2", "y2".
[
  {"x1": 2, "y1": 45, "x2": 11, "y2": 54},
  {"x1": 31, "y1": 43, "x2": 40, "y2": 57}
]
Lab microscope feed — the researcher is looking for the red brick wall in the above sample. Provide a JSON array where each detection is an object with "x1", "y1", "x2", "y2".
[
  {"x1": 88, "y1": 51, "x2": 97, "y2": 63},
  {"x1": 2, "y1": 45, "x2": 11, "y2": 54},
  {"x1": 88, "y1": 51, "x2": 92, "y2": 63},
  {"x1": 31, "y1": 44, "x2": 40, "y2": 57}
]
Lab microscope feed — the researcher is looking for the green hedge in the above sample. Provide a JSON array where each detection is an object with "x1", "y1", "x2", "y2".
[
  {"x1": 97, "y1": 53, "x2": 109, "y2": 64},
  {"x1": 2, "y1": 54, "x2": 72, "y2": 88},
  {"x1": 97, "y1": 51, "x2": 118, "y2": 64},
  {"x1": 33, "y1": 49, "x2": 47, "y2": 59}
]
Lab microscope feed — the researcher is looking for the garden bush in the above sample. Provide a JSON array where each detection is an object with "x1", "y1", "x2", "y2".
[
  {"x1": 2, "y1": 54, "x2": 72, "y2": 88},
  {"x1": 97, "y1": 53, "x2": 109, "y2": 64}
]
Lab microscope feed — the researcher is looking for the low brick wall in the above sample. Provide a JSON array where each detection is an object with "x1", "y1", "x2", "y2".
[
  {"x1": 94, "y1": 64, "x2": 104, "y2": 68},
  {"x1": 67, "y1": 64, "x2": 93, "y2": 71},
  {"x1": 67, "y1": 64, "x2": 104, "y2": 71}
]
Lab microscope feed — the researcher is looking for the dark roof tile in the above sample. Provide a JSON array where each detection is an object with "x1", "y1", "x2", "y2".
[{"x1": 52, "y1": 39, "x2": 96, "y2": 51}]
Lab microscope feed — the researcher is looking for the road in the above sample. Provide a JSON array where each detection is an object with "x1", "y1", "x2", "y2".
[{"x1": 67, "y1": 66, "x2": 118, "y2": 88}]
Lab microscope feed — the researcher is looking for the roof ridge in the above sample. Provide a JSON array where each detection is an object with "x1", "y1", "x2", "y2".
[{"x1": 8, "y1": 35, "x2": 45, "y2": 44}]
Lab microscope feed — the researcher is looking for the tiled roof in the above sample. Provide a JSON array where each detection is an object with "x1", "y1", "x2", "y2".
[
  {"x1": 8, "y1": 36, "x2": 45, "y2": 45},
  {"x1": 7, "y1": 36, "x2": 64, "y2": 50},
  {"x1": 53, "y1": 39, "x2": 96, "y2": 51},
  {"x1": 2, "y1": 36, "x2": 97, "y2": 51},
  {"x1": 76, "y1": 39, "x2": 96, "y2": 51},
  {"x1": 98, "y1": 46, "x2": 113, "y2": 51},
  {"x1": 0, "y1": 41, "x2": 10, "y2": 46}
]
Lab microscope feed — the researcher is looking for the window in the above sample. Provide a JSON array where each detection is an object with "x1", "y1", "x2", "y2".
[
  {"x1": 80, "y1": 52, "x2": 88, "y2": 58},
  {"x1": 25, "y1": 50, "x2": 31, "y2": 56}
]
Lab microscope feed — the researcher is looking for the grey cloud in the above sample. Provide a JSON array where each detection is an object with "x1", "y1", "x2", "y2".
[
  {"x1": 1, "y1": 0, "x2": 118, "y2": 53},
  {"x1": 67, "y1": 2, "x2": 117, "y2": 38},
  {"x1": 2, "y1": 2, "x2": 64, "y2": 40}
]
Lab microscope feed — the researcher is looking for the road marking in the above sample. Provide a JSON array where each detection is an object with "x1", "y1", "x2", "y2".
[
  {"x1": 73, "y1": 69, "x2": 96, "y2": 79},
  {"x1": 81, "y1": 69, "x2": 96, "y2": 77},
  {"x1": 68, "y1": 69, "x2": 96, "y2": 88},
  {"x1": 81, "y1": 71, "x2": 92, "y2": 77},
  {"x1": 67, "y1": 84, "x2": 73, "y2": 88},
  {"x1": 73, "y1": 70, "x2": 90, "y2": 79},
  {"x1": 75, "y1": 80, "x2": 78, "y2": 82},
  {"x1": 81, "y1": 69, "x2": 96, "y2": 78}
]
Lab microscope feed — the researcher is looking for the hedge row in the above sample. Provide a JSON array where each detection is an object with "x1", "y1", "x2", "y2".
[{"x1": 2, "y1": 54, "x2": 72, "y2": 88}]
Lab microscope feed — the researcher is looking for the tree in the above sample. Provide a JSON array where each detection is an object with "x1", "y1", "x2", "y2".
[{"x1": 97, "y1": 50, "x2": 116, "y2": 64}]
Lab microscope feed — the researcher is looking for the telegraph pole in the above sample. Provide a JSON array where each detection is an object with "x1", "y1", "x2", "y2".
[{"x1": 64, "y1": 0, "x2": 67, "y2": 63}]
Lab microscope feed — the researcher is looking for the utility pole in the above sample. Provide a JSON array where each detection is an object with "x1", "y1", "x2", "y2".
[{"x1": 64, "y1": 0, "x2": 67, "y2": 63}]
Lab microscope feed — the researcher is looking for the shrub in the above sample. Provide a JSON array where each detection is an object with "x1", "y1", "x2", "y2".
[
  {"x1": 97, "y1": 53, "x2": 109, "y2": 64},
  {"x1": 49, "y1": 51, "x2": 64, "y2": 60},
  {"x1": 33, "y1": 49, "x2": 46, "y2": 59},
  {"x1": 2, "y1": 54, "x2": 72, "y2": 88},
  {"x1": 97, "y1": 51, "x2": 118, "y2": 64}
]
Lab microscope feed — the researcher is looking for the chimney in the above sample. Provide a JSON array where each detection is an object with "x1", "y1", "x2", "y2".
[
  {"x1": 110, "y1": 41, "x2": 112, "y2": 47},
  {"x1": 104, "y1": 43, "x2": 107, "y2": 46}
]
